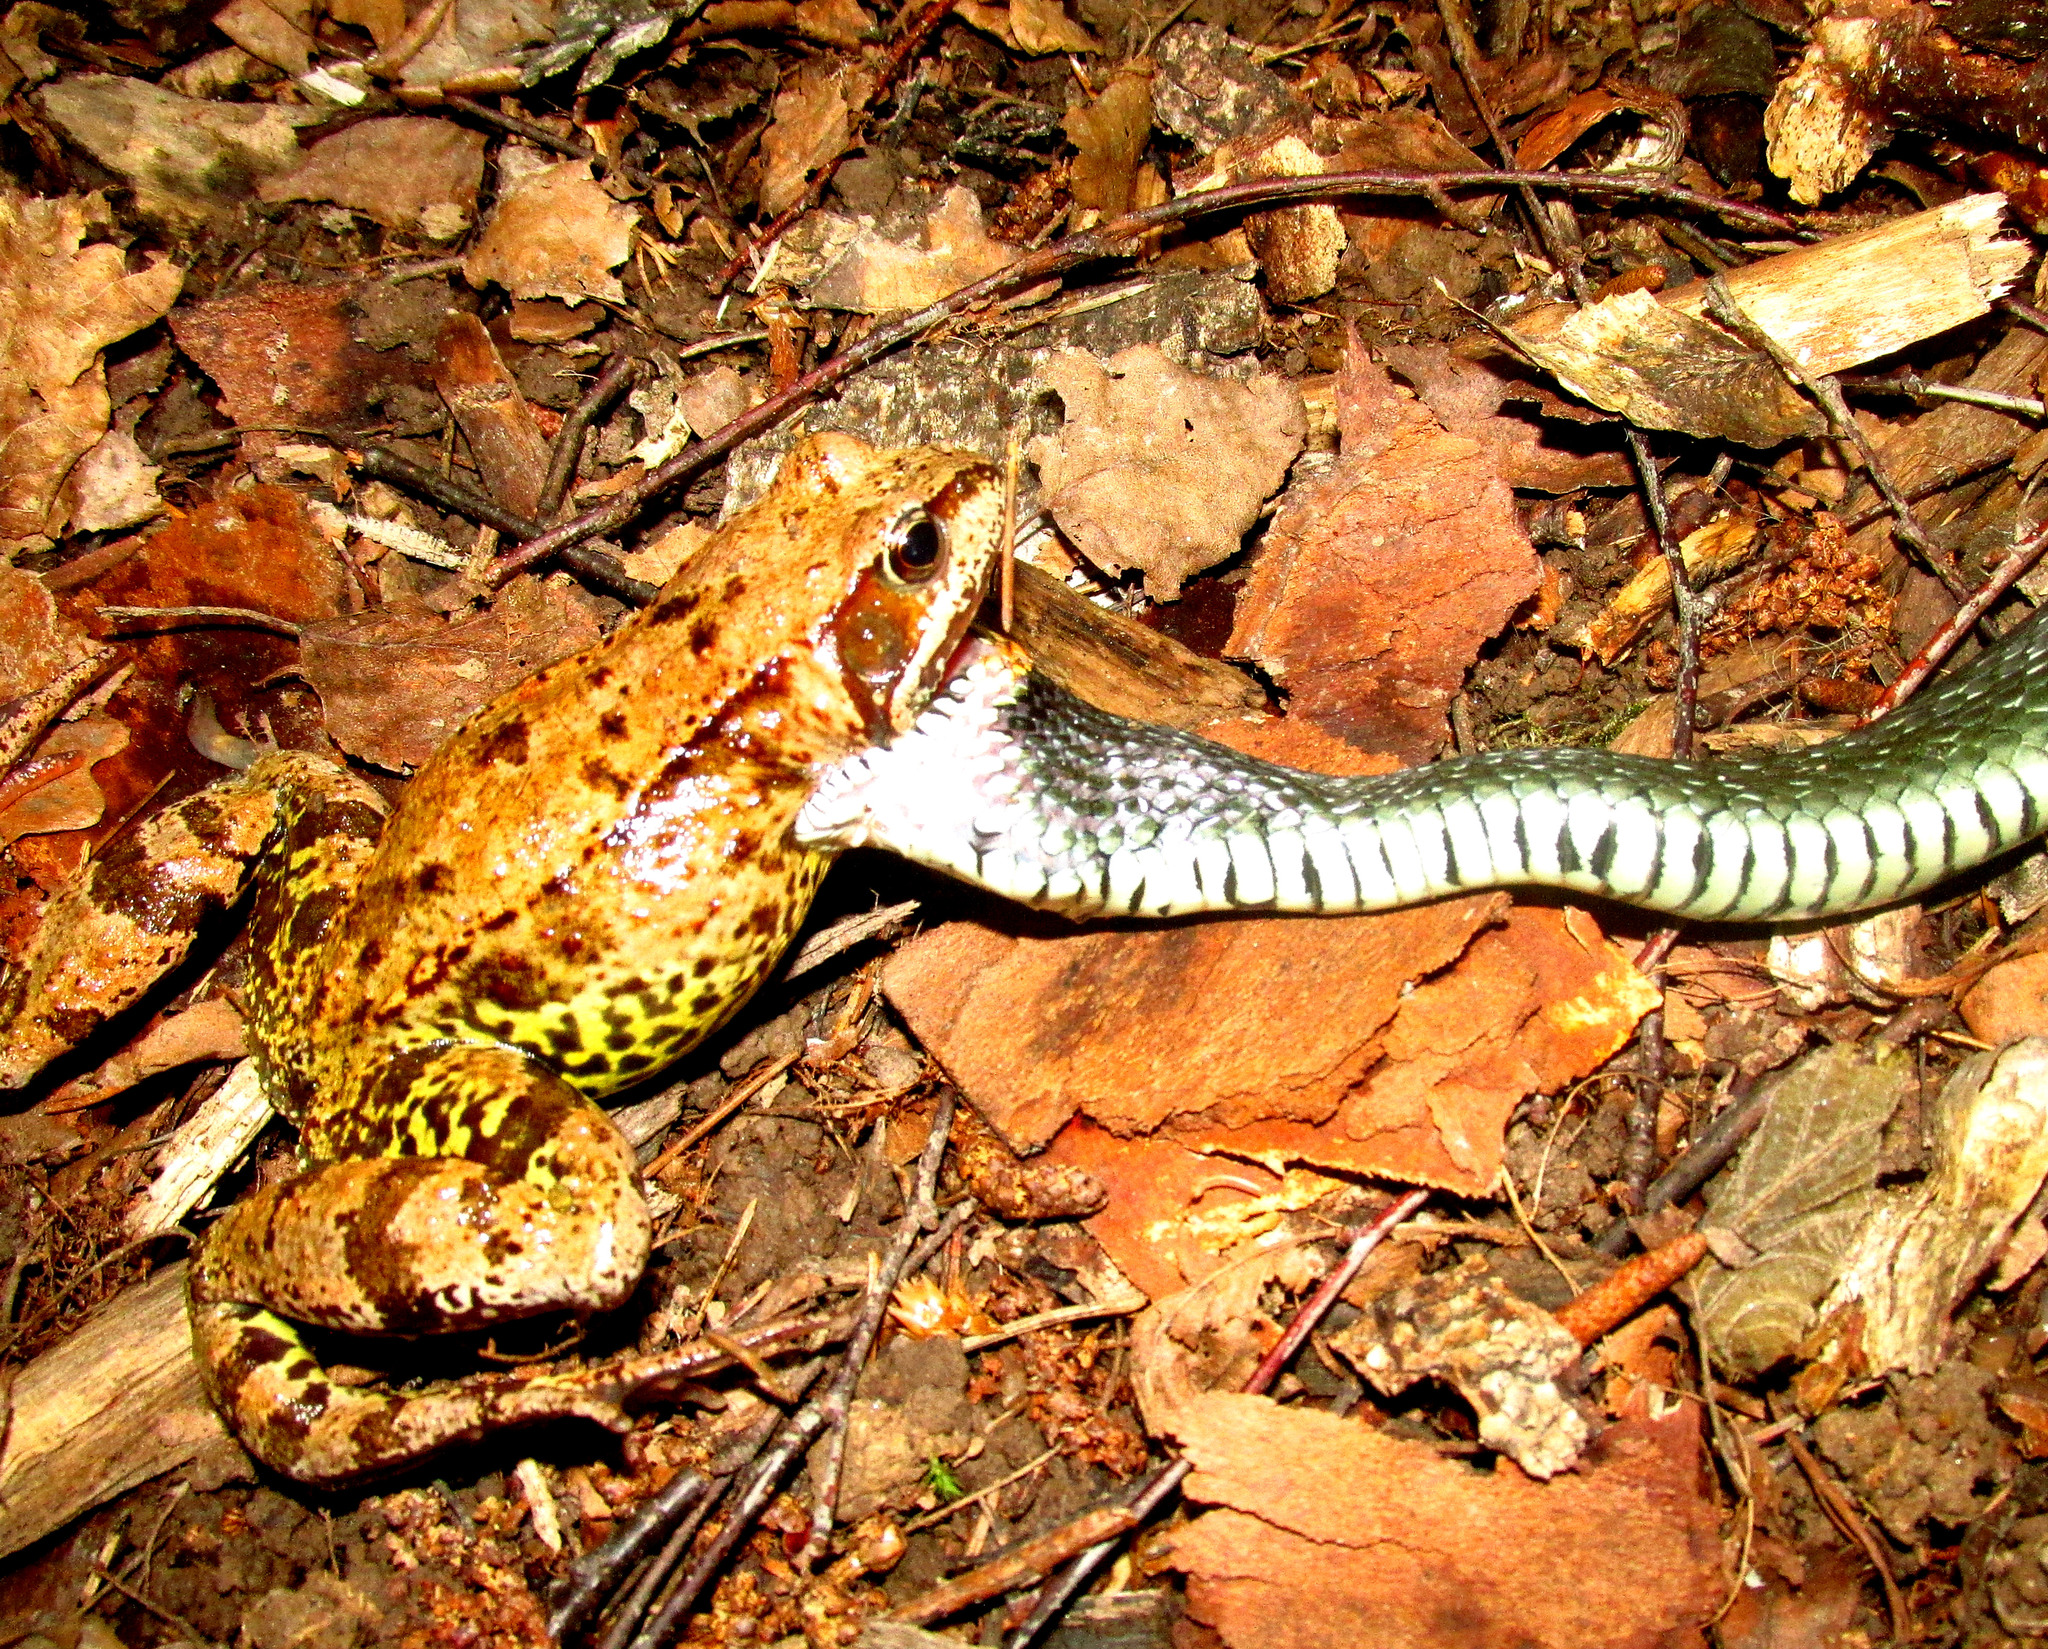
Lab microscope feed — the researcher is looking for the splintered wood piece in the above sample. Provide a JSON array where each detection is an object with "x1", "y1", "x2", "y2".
[
  {"x1": 1506, "y1": 195, "x2": 2027, "y2": 444},
  {"x1": 0, "y1": 1264, "x2": 230, "y2": 1562}
]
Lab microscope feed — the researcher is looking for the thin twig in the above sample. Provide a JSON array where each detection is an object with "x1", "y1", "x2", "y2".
[
  {"x1": 537, "y1": 352, "x2": 644, "y2": 521},
  {"x1": 499, "y1": 166, "x2": 1806, "y2": 582},
  {"x1": 798, "y1": 1088, "x2": 957, "y2": 1563},
  {"x1": 1864, "y1": 520, "x2": 2048, "y2": 721},
  {"x1": 1784, "y1": 1431, "x2": 1911, "y2": 1641},
  {"x1": 1703, "y1": 274, "x2": 1963, "y2": 596},
  {"x1": 999, "y1": 1190, "x2": 1429, "y2": 1648}
]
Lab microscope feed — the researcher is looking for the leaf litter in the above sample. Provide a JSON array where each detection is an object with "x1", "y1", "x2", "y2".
[{"x1": 3, "y1": 1, "x2": 2048, "y2": 1645}]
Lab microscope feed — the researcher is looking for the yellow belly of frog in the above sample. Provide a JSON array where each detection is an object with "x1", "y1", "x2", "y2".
[{"x1": 0, "y1": 436, "x2": 1003, "y2": 1484}]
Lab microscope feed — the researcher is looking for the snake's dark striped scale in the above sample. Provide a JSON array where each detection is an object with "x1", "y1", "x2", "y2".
[{"x1": 796, "y1": 610, "x2": 2048, "y2": 924}]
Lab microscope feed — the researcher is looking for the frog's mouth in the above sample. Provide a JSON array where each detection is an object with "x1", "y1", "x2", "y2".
[{"x1": 797, "y1": 634, "x2": 1034, "y2": 858}]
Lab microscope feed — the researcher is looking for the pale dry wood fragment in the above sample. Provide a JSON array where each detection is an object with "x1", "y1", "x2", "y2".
[
  {"x1": 1507, "y1": 195, "x2": 2026, "y2": 441},
  {"x1": 1657, "y1": 194, "x2": 2026, "y2": 377},
  {"x1": 123, "y1": 1057, "x2": 274, "y2": 1242},
  {"x1": 0, "y1": 1264, "x2": 228, "y2": 1561},
  {"x1": 1570, "y1": 513, "x2": 1763, "y2": 664},
  {"x1": 1816, "y1": 1037, "x2": 2048, "y2": 1376}
]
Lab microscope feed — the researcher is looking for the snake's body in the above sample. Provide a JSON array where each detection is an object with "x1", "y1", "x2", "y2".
[{"x1": 798, "y1": 610, "x2": 2048, "y2": 924}]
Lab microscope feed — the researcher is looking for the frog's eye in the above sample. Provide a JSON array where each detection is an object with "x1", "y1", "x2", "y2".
[{"x1": 885, "y1": 509, "x2": 946, "y2": 585}]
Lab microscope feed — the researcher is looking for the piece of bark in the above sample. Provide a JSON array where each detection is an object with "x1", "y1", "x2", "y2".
[
  {"x1": 0, "y1": 1264, "x2": 232, "y2": 1561},
  {"x1": 1005, "y1": 559, "x2": 1264, "y2": 728},
  {"x1": 434, "y1": 310, "x2": 549, "y2": 520}
]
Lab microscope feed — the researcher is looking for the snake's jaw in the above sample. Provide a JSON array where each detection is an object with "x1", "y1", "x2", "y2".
[{"x1": 795, "y1": 636, "x2": 1034, "y2": 866}]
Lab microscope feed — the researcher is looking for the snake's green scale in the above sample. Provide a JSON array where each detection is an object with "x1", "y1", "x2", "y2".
[{"x1": 797, "y1": 611, "x2": 2048, "y2": 925}]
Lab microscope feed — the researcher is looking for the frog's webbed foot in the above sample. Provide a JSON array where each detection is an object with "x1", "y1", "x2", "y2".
[
  {"x1": 189, "y1": 1300, "x2": 651, "y2": 1488},
  {"x1": 190, "y1": 1043, "x2": 655, "y2": 1484},
  {"x1": 0, "y1": 752, "x2": 383, "y2": 1090}
]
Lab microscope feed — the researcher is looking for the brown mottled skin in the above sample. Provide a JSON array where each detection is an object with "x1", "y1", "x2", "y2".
[{"x1": 0, "y1": 435, "x2": 1004, "y2": 1484}]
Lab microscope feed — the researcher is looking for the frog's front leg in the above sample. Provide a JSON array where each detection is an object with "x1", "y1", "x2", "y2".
[
  {"x1": 188, "y1": 1042, "x2": 654, "y2": 1486},
  {"x1": 0, "y1": 751, "x2": 384, "y2": 1091}
]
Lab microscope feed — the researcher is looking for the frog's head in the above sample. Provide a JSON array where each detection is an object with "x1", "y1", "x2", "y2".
[{"x1": 789, "y1": 434, "x2": 1007, "y2": 743}]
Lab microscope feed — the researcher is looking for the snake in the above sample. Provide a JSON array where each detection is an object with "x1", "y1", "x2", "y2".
[{"x1": 797, "y1": 610, "x2": 2048, "y2": 925}]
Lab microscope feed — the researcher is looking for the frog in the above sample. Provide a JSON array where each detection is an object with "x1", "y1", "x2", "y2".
[{"x1": 0, "y1": 434, "x2": 1006, "y2": 1485}]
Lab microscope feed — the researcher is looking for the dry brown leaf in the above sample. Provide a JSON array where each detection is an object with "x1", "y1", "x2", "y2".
[
  {"x1": 1064, "y1": 70, "x2": 1152, "y2": 219},
  {"x1": 791, "y1": 0, "x2": 871, "y2": 45},
  {"x1": 211, "y1": 0, "x2": 314, "y2": 73},
  {"x1": 169, "y1": 280, "x2": 434, "y2": 437},
  {"x1": 260, "y1": 117, "x2": 487, "y2": 237},
  {"x1": 1009, "y1": 0, "x2": 1100, "y2": 53},
  {"x1": 398, "y1": 0, "x2": 554, "y2": 86},
  {"x1": 1029, "y1": 345, "x2": 1305, "y2": 600},
  {"x1": 759, "y1": 62, "x2": 868, "y2": 217},
  {"x1": 1380, "y1": 343, "x2": 1632, "y2": 493},
  {"x1": 34, "y1": 74, "x2": 303, "y2": 230},
  {"x1": 1228, "y1": 339, "x2": 1538, "y2": 762},
  {"x1": 462, "y1": 155, "x2": 635, "y2": 306},
  {"x1": 298, "y1": 580, "x2": 608, "y2": 773},
  {"x1": 0, "y1": 187, "x2": 182, "y2": 550},
  {"x1": 71, "y1": 485, "x2": 352, "y2": 629},
  {"x1": 0, "y1": 566, "x2": 95, "y2": 702},
  {"x1": 329, "y1": 0, "x2": 407, "y2": 48},
  {"x1": 1159, "y1": 1392, "x2": 1719, "y2": 1649},
  {"x1": 808, "y1": 187, "x2": 1028, "y2": 314},
  {"x1": 0, "y1": 717, "x2": 127, "y2": 845},
  {"x1": 60, "y1": 429, "x2": 163, "y2": 535}
]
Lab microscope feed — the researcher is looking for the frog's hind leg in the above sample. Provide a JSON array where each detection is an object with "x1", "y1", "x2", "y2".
[
  {"x1": 0, "y1": 751, "x2": 384, "y2": 1092},
  {"x1": 189, "y1": 1042, "x2": 655, "y2": 1485}
]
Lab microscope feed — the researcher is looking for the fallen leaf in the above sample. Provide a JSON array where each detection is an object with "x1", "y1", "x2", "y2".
[
  {"x1": 462, "y1": 154, "x2": 636, "y2": 306},
  {"x1": 809, "y1": 187, "x2": 1030, "y2": 314},
  {"x1": 59, "y1": 429, "x2": 163, "y2": 536},
  {"x1": 1228, "y1": 336, "x2": 1539, "y2": 762},
  {"x1": 1010, "y1": 0, "x2": 1100, "y2": 54},
  {"x1": 0, "y1": 566, "x2": 96, "y2": 702},
  {"x1": 34, "y1": 74, "x2": 304, "y2": 230},
  {"x1": 1029, "y1": 345, "x2": 1305, "y2": 600},
  {"x1": 1380, "y1": 343, "x2": 1632, "y2": 493},
  {"x1": 210, "y1": 0, "x2": 314, "y2": 73},
  {"x1": 0, "y1": 187, "x2": 182, "y2": 550},
  {"x1": 399, "y1": 0, "x2": 553, "y2": 86},
  {"x1": 1159, "y1": 1391, "x2": 1719, "y2": 1649},
  {"x1": 1692, "y1": 1043, "x2": 1911, "y2": 1374},
  {"x1": 298, "y1": 580, "x2": 607, "y2": 772},
  {"x1": 0, "y1": 717, "x2": 128, "y2": 845},
  {"x1": 1817, "y1": 1039, "x2": 2048, "y2": 1377},
  {"x1": 169, "y1": 279, "x2": 436, "y2": 435},
  {"x1": 260, "y1": 116, "x2": 487, "y2": 235},
  {"x1": 759, "y1": 62, "x2": 867, "y2": 217},
  {"x1": 1064, "y1": 70, "x2": 1152, "y2": 219}
]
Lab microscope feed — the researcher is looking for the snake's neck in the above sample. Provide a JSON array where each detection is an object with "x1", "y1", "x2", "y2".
[{"x1": 795, "y1": 624, "x2": 2048, "y2": 925}]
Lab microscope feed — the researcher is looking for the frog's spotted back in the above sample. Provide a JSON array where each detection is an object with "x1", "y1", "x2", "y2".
[{"x1": 0, "y1": 434, "x2": 1007, "y2": 1485}]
